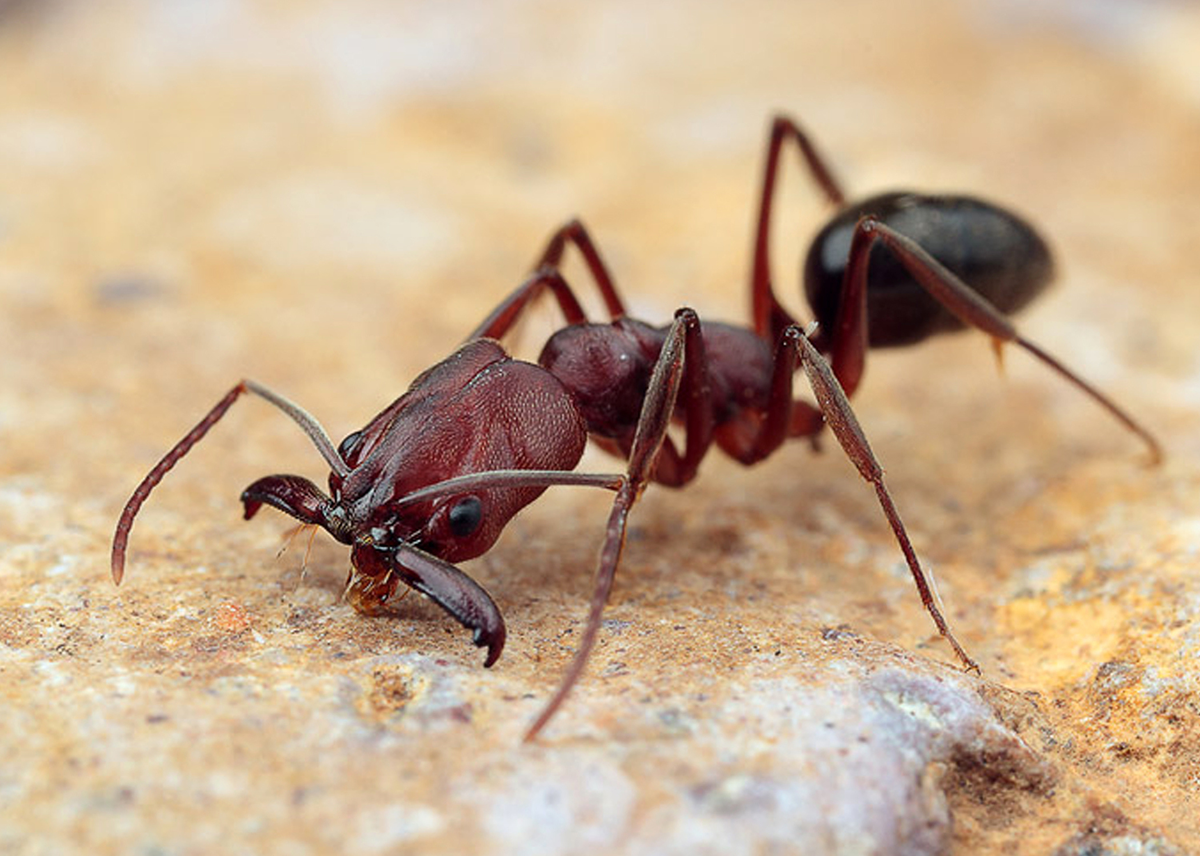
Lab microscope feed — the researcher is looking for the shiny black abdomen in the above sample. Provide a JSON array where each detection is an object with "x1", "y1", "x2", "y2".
[{"x1": 803, "y1": 192, "x2": 1055, "y2": 348}]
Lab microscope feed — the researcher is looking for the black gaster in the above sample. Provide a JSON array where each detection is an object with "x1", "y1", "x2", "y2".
[{"x1": 804, "y1": 192, "x2": 1055, "y2": 347}]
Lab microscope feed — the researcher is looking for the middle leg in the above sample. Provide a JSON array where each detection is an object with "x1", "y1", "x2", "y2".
[
  {"x1": 718, "y1": 323, "x2": 978, "y2": 671},
  {"x1": 468, "y1": 219, "x2": 633, "y2": 342},
  {"x1": 750, "y1": 114, "x2": 848, "y2": 344}
]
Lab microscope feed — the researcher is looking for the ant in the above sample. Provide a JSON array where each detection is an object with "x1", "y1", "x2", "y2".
[{"x1": 112, "y1": 114, "x2": 1161, "y2": 741}]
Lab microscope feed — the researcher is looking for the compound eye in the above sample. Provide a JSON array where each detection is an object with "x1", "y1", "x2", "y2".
[
  {"x1": 447, "y1": 496, "x2": 483, "y2": 538},
  {"x1": 337, "y1": 429, "x2": 363, "y2": 460}
]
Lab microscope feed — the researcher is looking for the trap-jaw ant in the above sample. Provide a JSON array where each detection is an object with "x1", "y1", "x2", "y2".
[{"x1": 112, "y1": 114, "x2": 1161, "y2": 740}]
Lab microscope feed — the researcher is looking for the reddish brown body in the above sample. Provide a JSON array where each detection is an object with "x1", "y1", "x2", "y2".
[{"x1": 112, "y1": 114, "x2": 1159, "y2": 740}]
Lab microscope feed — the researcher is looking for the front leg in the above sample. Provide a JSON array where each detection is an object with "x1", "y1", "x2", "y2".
[
  {"x1": 468, "y1": 267, "x2": 590, "y2": 342},
  {"x1": 525, "y1": 309, "x2": 709, "y2": 740},
  {"x1": 468, "y1": 219, "x2": 632, "y2": 342},
  {"x1": 534, "y1": 218, "x2": 629, "y2": 320},
  {"x1": 633, "y1": 309, "x2": 716, "y2": 487}
]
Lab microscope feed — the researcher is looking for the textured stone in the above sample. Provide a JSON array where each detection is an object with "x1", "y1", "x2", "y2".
[{"x1": 1, "y1": 1, "x2": 1198, "y2": 854}]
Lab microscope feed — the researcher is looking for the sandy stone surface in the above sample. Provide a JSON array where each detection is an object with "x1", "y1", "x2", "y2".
[{"x1": 1, "y1": 1, "x2": 1198, "y2": 854}]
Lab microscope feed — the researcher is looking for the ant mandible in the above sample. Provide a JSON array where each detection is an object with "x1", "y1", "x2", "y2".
[{"x1": 111, "y1": 114, "x2": 1161, "y2": 741}]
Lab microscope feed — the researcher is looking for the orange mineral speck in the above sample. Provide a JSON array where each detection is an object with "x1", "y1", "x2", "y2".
[{"x1": 213, "y1": 601, "x2": 254, "y2": 635}]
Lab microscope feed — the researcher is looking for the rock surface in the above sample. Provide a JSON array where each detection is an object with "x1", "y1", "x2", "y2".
[{"x1": 1, "y1": 1, "x2": 1198, "y2": 854}]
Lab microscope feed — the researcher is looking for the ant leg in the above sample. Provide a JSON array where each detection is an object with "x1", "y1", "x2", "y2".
[
  {"x1": 711, "y1": 323, "x2": 974, "y2": 668},
  {"x1": 784, "y1": 327, "x2": 979, "y2": 671},
  {"x1": 534, "y1": 218, "x2": 629, "y2": 320},
  {"x1": 632, "y1": 310, "x2": 716, "y2": 487},
  {"x1": 525, "y1": 309, "x2": 703, "y2": 740},
  {"x1": 716, "y1": 327, "x2": 826, "y2": 465},
  {"x1": 751, "y1": 114, "x2": 847, "y2": 343},
  {"x1": 817, "y1": 217, "x2": 872, "y2": 398},
  {"x1": 469, "y1": 219, "x2": 634, "y2": 342},
  {"x1": 468, "y1": 268, "x2": 590, "y2": 341},
  {"x1": 841, "y1": 218, "x2": 1162, "y2": 463}
]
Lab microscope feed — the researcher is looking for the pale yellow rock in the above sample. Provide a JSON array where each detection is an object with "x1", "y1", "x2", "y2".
[{"x1": 1, "y1": 2, "x2": 1198, "y2": 854}]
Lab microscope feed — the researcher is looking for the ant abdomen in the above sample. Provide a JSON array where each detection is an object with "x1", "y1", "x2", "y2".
[{"x1": 804, "y1": 192, "x2": 1055, "y2": 347}]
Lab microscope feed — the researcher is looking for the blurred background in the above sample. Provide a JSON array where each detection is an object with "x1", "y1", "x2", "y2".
[{"x1": 1, "y1": 1, "x2": 1198, "y2": 854}]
